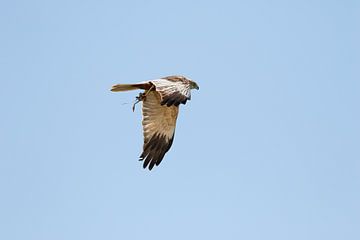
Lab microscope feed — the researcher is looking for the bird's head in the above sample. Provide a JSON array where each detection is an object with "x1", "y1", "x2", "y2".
[{"x1": 189, "y1": 80, "x2": 199, "y2": 90}]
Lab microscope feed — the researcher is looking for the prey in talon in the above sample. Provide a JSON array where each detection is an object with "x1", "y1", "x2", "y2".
[{"x1": 132, "y1": 92, "x2": 146, "y2": 112}]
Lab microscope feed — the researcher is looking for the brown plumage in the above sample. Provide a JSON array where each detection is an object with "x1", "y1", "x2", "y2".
[
  {"x1": 111, "y1": 83, "x2": 151, "y2": 92},
  {"x1": 111, "y1": 75, "x2": 199, "y2": 170}
]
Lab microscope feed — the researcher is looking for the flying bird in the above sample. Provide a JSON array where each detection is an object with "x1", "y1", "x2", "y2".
[{"x1": 111, "y1": 75, "x2": 199, "y2": 170}]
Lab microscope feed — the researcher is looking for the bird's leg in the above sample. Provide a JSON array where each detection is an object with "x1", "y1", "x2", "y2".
[
  {"x1": 132, "y1": 85, "x2": 155, "y2": 112},
  {"x1": 143, "y1": 84, "x2": 155, "y2": 97}
]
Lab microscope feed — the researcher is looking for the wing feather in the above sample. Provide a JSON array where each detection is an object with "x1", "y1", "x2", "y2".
[
  {"x1": 140, "y1": 91, "x2": 179, "y2": 170},
  {"x1": 150, "y1": 79, "x2": 191, "y2": 106}
]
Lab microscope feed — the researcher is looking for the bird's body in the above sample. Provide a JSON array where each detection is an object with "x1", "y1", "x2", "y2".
[{"x1": 111, "y1": 75, "x2": 199, "y2": 170}]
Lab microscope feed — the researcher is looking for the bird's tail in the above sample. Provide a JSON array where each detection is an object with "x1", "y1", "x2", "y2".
[{"x1": 110, "y1": 83, "x2": 150, "y2": 92}]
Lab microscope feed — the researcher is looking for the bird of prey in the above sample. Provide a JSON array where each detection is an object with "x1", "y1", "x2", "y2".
[{"x1": 111, "y1": 75, "x2": 199, "y2": 170}]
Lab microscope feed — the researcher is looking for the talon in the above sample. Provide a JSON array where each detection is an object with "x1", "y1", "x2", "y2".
[{"x1": 132, "y1": 93, "x2": 145, "y2": 112}]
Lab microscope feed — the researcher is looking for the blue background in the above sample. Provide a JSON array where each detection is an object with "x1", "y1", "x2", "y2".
[{"x1": 1, "y1": 0, "x2": 359, "y2": 239}]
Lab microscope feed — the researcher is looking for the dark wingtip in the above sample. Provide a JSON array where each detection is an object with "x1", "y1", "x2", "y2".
[
  {"x1": 148, "y1": 162, "x2": 155, "y2": 170},
  {"x1": 138, "y1": 134, "x2": 175, "y2": 170},
  {"x1": 141, "y1": 157, "x2": 155, "y2": 170}
]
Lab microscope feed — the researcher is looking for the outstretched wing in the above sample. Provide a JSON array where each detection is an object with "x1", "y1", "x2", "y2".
[
  {"x1": 150, "y1": 78, "x2": 191, "y2": 106},
  {"x1": 140, "y1": 91, "x2": 179, "y2": 170}
]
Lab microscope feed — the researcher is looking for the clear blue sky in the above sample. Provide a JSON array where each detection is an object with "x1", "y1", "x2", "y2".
[{"x1": 1, "y1": 0, "x2": 359, "y2": 239}]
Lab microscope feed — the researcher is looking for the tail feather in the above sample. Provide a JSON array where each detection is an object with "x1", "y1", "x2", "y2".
[{"x1": 110, "y1": 83, "x2": 151, "y2": 92}]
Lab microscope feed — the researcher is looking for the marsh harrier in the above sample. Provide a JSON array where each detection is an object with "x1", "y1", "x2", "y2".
[{"x1": 111, "y1": 75, "x2": 199, "y2": 170}]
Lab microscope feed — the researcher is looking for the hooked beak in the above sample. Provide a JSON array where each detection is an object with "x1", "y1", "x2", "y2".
[{"x1": 194, "y1": 83, "x2": 199, "y2": 90}]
